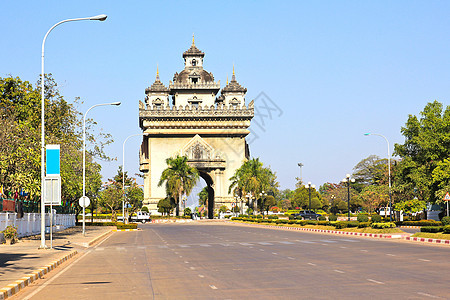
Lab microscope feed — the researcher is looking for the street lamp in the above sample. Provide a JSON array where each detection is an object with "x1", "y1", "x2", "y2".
[
  {"x1": 82, "y1": 102, "x2": 120, "y2": 235},
  {"x1": 297, "y1": 163, "x2": 304, "y2": 184},
  {"x1": 246, "y1": 192, "x2": 254, "y2": 214},
  {"x1": 259, "y1": 191, "x2": 267, "y2": 217},
  {"x1": 364, "y1": 133, "x2": 392, "y2": 221},
  {"x1": 342, "y1": 174, "x2": 355, "y2": 221},
  {"x1": 123, "y1": 133, "x2": 148, "y2": 223},
  {"x1": 40, "y1": 14, "x2": 107, "y2": 249},
  {"x1": 304, "y1": 182, "x2": 315, "y2": 218}
]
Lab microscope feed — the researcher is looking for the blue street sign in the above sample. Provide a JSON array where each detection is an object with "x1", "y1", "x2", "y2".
[{"x1": 46, "y1": 145, "x2": 60, "y2": 175}]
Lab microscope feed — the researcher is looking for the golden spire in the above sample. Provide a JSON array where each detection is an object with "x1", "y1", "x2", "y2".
[
  {"x1": 232, "y1": 64, "x2": 236, "y2": 81},
  {"x1": 192, "y1": 33, "x2": 195, "y2": 45},
  {"x1": 233, "y1": 64, "x2": 235, "y2": 76},
  {"x1": 226, "y1": 75, "x2": 229, "y2": 85},
  {"x1": 156, "y1": 64, "x2": 160, "y2": 80}
]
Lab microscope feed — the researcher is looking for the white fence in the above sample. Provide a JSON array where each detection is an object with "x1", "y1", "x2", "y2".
[{"x1": 0, "y1": 212, "x2": 75, "y2": 237}]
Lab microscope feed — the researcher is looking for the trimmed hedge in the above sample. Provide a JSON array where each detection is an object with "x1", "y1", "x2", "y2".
[
  {"x1": 444, "y1": 225, "x2": 450, "y2": 234},
  {"x1": 371, "y1": 222, "x2": 396, "y2": 229},
  {"x1": 116, "y1": 223, "x2": 138, "y2": 230},
  {"x1": 357, "y1": 214, "x2": 369, "y2": 222},
  {"x1": 441, "y1": 216, "x2": 450, "y2": 226},
  {"x1": 358, "y1": 222, "x2": 370, "y2": 228},
  {"x1": 420, "y1": 226, "x2": 444, "y2": 233},
  {"x1": 268, "y1": 215, "x2": 279, "y2": 219},
  {"x1": 328, "y1": 215, "x2": 338, "y2": 221},
  {"x1": 397, "y1": 220, "x2": 442, "y2": 227},
  {"x1": 318, "y1": 216, "x2": 327, "y2": 221},
  {"x1": 370, "y1": 215, "x2": 382, "y2": 223},
  {"x1": 76, "y1": 221, "x2": 117, "y2": 226}
]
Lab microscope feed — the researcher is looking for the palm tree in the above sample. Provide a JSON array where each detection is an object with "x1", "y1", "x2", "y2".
[
  {"x1": 229, "y1": 158, "x2": 278, "y2": 214},
  {"x1": 158, "y1": 155, "x2": 199, "y2": 216}
]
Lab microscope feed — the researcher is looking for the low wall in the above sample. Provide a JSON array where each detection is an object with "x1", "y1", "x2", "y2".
[{"x1": 0, "y1": 212, "x2": 76, "y2": 238}]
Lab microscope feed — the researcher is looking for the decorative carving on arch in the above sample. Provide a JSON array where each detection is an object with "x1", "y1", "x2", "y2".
[{"x1": 174, "y1": 134, "x2": 225, "y2": 164}]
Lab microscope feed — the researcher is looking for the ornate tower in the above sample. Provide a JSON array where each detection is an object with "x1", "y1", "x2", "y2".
[{"x1": 139, "y1": 38, "x2": 254, "y2": 217}]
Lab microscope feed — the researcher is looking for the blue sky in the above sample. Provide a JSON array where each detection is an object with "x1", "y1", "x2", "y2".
[{"x1": 1, "y1": 1, "x2": 449, "y2": 199}]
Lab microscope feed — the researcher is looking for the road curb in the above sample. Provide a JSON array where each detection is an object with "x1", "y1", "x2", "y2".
[
  {"x1": 404, "y1": 236, "x2": 450, "y2": 245},
  {"x1": 229, "y1": 222, "x2": 450, "y2": 245},
  {"x1": 87, "y1": 229, "x2": 114, "y2": 246},
  {"x1": 0, "y1": 250, "x2": 78, "y2": 300}
]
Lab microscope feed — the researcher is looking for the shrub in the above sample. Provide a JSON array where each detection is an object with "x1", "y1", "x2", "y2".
[
  {"x1": 256, "y1": 215, "x2": 263, "y2": 219},
  {"x1": 357, "y1": 214, "x2": 369, "y2": 222},
  {"x1": 328, "y1": 215, "x2": 338, "y2": 222},
  {"x1": 371, "y1": 214, "x2": 382, "y2": 223},
  {"x1": 141, "y1": 206, "x2": 149, "y2": 213},
  {"x1": 443, "y1": 225, "x2": 450, "y2": 234},
  {"x1": 401, "y1": 220, "x2": 442, "y2": 227},
  {"x1": 2, "y1": 225, "x2": 18, "y2": 240},
  {"x1": 358, "y1": 222, "x2": 370, "y2": 228},
  {"x1": 116, "y1": 223, "x2": 138, "y2": 230},
  {"x1": 288, "y1": 220, "x2": 296, "y2": 225},
  {"x1": 318, "y1": 216, "x2": 327, "y2": 221},
  {"x1": 306, "y1": 220, "x2": 319, "y2": 225},
  {"x1": 288, "y1": 215, "x2": 295, "y2": 220},
  {"x1": 371, "y1": 222, "x2": 396, "y2": 229},
  {"x1": 420, "y1": 226, "x2": 444, "y2": 233},
  {"x1": 334, "y1": 222, "x2": 348, "y2": 229},
  {"x1": 297, "y1": 220, "x2": 308, "y2": 226},
  {"x1": 268, "y1": 215, "x2": 279, "y2": 219},
  {"x1": 318, "y1": 221, "x2": 329, "y2": 226},
  {"x1": 441, "y1": 216, "x2": 450, "y2": 226}
]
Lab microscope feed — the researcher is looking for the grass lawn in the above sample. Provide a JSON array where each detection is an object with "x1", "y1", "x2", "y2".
[{"x1": 412, "y1": 232, "x2": 450, "y2": 240}]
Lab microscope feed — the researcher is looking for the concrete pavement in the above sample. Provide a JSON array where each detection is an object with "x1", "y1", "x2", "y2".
[{"x1": 0, "y1": 226, "x2": 114, "y2": 299}]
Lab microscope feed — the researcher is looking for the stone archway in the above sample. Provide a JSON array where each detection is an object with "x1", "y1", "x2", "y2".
[{"x1": 198, "y1": 171, "x2": 215, "y2": 219}]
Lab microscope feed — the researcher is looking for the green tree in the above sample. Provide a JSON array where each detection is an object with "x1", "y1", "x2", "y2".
[
  {"x1": 394, "y1": 100, "x2": 450, "y2": 204},
  {"x1": 157, "y1": 197, "x2": 175, "y2": 216},
  {"x1": 219, "y1": 205, "x2": 228, "y2": 213},
  {"x1": 198, "y1": 186, "x2": 208, "y2": 206},
  {"x1": 352, "y1": 155, "x2": 389, "y2": 191},
  {"x1": 184, "y1": 207, "x2": 192, "y2": 216},
  {"x1": 228, "y1": 158, "x2": 279, "y2": 214},
  {"x1": 358, "y1": 185, "x2": 389, "y2": 214},
  {"x1": 394, "y1": 198, "x2": 426, "y2": 215},
  {"x1": 158, "y1": 155, "x2": 199, "y2": 216},
  {"x1": 262, "y1": 195, "x2": 276, "y2": 215}
]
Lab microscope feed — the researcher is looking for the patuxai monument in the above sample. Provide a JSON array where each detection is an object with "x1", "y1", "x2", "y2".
[{"x1": 139, "y1": 37, "x2": 254, "y2": 217}]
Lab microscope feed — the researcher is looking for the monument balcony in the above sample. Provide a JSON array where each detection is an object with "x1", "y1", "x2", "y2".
[{"x1": 169, "y1": 81, "x2": 220, "y2": 91}]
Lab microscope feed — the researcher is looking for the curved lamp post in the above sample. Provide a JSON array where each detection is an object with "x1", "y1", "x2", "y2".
[
  {"x1": 83, "y1": 102, "x2": 120, "y2": 235},
  {"x1": 342, "y1": 174, "x2": 355, "y2": 221},
  {"x1": 40, "y1": 14, "x2": 107, "y2": 249},
  {"x1": 304, "y1": 182, "x2": 315, "y2": 218},
  {"x1": 364, "y1": 133, "x2": 392, "y2": 221},
  {"x1": 122, "y1": 133, "x2": 148, "y2": 223}
]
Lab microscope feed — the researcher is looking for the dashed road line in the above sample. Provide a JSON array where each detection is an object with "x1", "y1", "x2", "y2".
[
  {"x1": 184, "y1": 261, "x2": 189, "y2": 264},
  {"x1": 386, "y1": 254, "x2": 396, "y2": 257},
  {"x1": 419, "y1": 259, "x2": 431, "y2": 262},
  {"x1": 340, "y1": 246, "x2": 347, "y2": 249},
  {"x1": 210, "y1": 285, "x2": 218, "y2": 290},
  {"x1": 367, "y1": 279, "x2": 384, "y2": 284},
  {"x1": 417, "y1": 292, "x2": 440, "y2": 298},
  {"x1": 307, "y1": 263, "x2": 317, "y2": 266},
  {"x1": 272, "y1": 252, "x2": 278, "y2": 255},
  {"x1": 288, "y1": 257, "x2": 295, "y2": 260},
  {"x1": 190, "y1": 267, "x2": 195, "y2": 270},
  {"x1": 334, "y1": 269, "x2": 345, "y2": 273},
  {"x1": 198, "y1": 275, "x2": 204, "y2": 278}
]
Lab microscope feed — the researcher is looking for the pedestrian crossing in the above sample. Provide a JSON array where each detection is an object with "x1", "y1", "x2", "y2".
[{"x1": 106, "y1": 238, "x2": 360, "y2": 251}]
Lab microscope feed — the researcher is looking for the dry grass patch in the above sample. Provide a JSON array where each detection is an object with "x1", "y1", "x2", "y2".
[{"x1": 412, "y1": 232, "x2": 450, "y2": 240}]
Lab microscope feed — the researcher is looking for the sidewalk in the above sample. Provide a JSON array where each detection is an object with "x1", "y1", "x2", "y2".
[{"x1": 0, "y1": 226, "x2": 114, "y2": 299}]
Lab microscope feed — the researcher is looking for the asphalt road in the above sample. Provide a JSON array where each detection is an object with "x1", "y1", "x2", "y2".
[{"x1": 13, "y1": 222, "x2": 450, "y2": 299}]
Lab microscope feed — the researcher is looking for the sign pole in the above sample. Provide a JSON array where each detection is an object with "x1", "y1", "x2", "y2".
[{"x1": 443, "y1": 192, "x2": 450, "y2": 217}]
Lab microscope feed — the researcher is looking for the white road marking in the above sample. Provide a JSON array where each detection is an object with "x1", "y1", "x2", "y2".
[
  {"x1": 272, "y1": 252, "x2": 278, "y2": 255},
  {"x1": 198, "y1": 275, "x2": 204, "y2": 278},
  {"x1": 200, "y1": 244, "x2": 211, "y2": 247},
  {"x1": 339, "y1": 239, "x2": 359, "y2": 242},
  {"x1": 298, "y1": 241, "x2": 316, "y2": 244},
  {"x1": 367, "y1": 279, "x2": 384, "y2": 284},
  {"x1": 307, "y1": 263, "x2": 317, "y2": 266},
  {"x1": 260, "y1": 249, "x2": 265, "y2": 251},
  {"x1": 179, "y1": 245, "x2": 190, "y2": 248},
  {"x1": 184, "y1": 261, "x2": 189, "y2": 264},
  {"x1": 220, "y1": 243, "x2": 232, "y2": 247},
  {"x1": 321, "y1": 244, "x2": 328, "y2": 246},
  {"x1": 386, "y1": 254, "x2": 396, "y2": 256},
  {"x1": 340, "y1": 246, "x2": 347, "y2": 249},
  {"x1": 190, "y1": 267, "x2": 195, "y2": 270},
  {"x1": 419, "y1": 259, "x2": 431, "y2": 262},
  {"x1": 360, "y1": 250, "x2": 368, "y2": 252},
  {"x1": 320, "y1": 240, "x2": 337, "y2": 243},
  {"x1": 279, "y1": 241, "x2": 294, "y2": 244},
  {"x1": 258, "y1": 242, "x2": 273, "y2": 245},
  {"x1": 288, "y1": 257, "x2": 295, "y2": 260},
  {"x1": 179, "y1": 256, "x2": 183, "y2": 258},
  {"x1": 334, "y1": 270, "x2": 345, "y2": 273},
  {"x1": 417, "y1": 292, "x2": 440, "y2": 298},
  {"x1": 239, "y1": 243, "x2": 253, "y2": 246},
  {"x1": 95, "y1": 247, "x2": 104, "y2": 251},
  {"x1": 210, "y1": 285, "x2": 218, "y2": 290}
]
